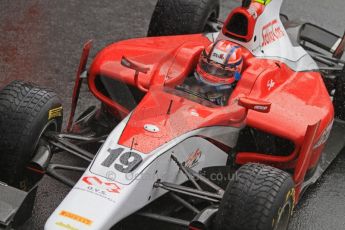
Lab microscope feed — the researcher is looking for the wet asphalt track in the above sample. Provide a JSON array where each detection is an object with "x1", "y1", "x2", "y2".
[{"x1": 1, "y1": 0, "x2": 345, "y2": 229}]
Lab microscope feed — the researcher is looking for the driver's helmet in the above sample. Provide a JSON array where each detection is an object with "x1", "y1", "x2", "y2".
[{"x1": 196, "y1": 40, "x2": 243, "y2": 86}]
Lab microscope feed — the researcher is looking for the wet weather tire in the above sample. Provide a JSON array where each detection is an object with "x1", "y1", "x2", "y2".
[
  {"x1": 147, "y1": 0, "x2": 220, "y2": 37},
  {"x1": 0, "y1": 81, "x2": 63, "y2": 189},
  {"x1": 214, "y1": 163, "x2": 295, "y2": 230},
  {"x1": 334, "y1": 76, "x2": 345, "y2": 120}
]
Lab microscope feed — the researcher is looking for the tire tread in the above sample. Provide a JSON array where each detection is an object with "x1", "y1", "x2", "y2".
[
  {"x1": 215, "y1": 163, "x2": 294, "y2": 230},
  {"x1": 0, "y1": 81, "x2": 61, "y2": 186},
  {"x1": 147, "y1": 0, "x2": 220, "y2": 36}
]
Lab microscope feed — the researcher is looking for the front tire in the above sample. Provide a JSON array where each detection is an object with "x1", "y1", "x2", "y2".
[
  {"x1": 147, "y1": 0, "x2": 220, "y2": 37},
  {"x1": 215, "y1": 163, "x2": 295, "y2": 230},
  {"x1": 0, "y1": 81, "x2": 63, "y2": 189}
]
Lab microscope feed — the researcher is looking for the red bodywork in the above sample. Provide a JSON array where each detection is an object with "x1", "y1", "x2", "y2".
[{"x1": 74, "y1": 8, "x2": 334, "y2": 202}]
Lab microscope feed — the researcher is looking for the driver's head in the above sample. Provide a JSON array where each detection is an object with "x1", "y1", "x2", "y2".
[{"x1": 196, "y1": 40, "x2": 243, "y2": 86}]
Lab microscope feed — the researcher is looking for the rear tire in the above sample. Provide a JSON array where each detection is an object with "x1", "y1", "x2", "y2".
[
  {"x1": 214, "y1": 163, "x2": 295, "y2": 230},
  {"x1": 334, "y1": 76, "x2": 345, "y2": 120},
  {"x1": 0, "y1": 81, "x2": 63, "y2": 189},
  {"x1": 147, "y1": 0, "x2": 220, "y2": 37}
]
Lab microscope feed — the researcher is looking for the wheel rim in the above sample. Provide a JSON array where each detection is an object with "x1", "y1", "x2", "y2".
[
  {"x1": 18, "y1": 120, "x2": 58, "y2": 190},
  {"x1": 31, "y1": 119, "x2": 58, "y2": 158},
  {"x1": 204, "y1": 10, "x2": 219, "y2": 33},
  {"x1": 274, "y1": 202, "x2": 291, "y2": 230}
]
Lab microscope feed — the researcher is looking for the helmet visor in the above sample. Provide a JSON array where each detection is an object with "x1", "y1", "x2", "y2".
[{"x1": 199, "y1": 51, "x2": 236, "y2": 78}]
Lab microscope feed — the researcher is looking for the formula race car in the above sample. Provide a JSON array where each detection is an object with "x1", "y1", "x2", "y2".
[{"x1": 1, "y1": 0, "x2": 345, "y2": 229}]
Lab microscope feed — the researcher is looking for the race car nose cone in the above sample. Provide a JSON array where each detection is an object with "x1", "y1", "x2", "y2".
[{"x1": 144, "y1": 124, "x2": 160, "y2": 133}]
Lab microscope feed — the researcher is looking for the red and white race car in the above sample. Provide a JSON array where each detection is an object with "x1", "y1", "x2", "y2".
[{"x1": 0, "y1": 0, "x2": 345, "y2": 229}]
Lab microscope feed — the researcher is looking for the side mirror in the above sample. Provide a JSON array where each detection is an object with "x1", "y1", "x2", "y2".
[
  {"x1": 334, "y1": 31, "x2": 345, "y2": 59},
  {"x1": 121, "y1": 56, "x2": 150, "y2": 74},
  {"x1": 238, "y1": 97, "x2": 271, "y2": 113}
]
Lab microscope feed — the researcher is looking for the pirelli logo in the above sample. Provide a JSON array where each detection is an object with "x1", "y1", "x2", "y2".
[
  {"x1": 48, "y1": 106, "x2": 63, "y2": 120},
  {"x1": 59, "y1": 210, "x2": 93, "y2": 226}
]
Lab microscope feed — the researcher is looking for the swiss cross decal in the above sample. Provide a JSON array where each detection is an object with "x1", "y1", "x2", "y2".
[{"x1": 267, "y1": 79, "x2": 276, "y2": 91}]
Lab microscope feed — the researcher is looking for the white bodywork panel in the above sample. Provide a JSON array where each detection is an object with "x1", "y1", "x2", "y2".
[
  {"x1": 45, "y1": 114, "x2": 235, "y2": 229},
  {"x1": 216, "y1": 0, "x2": 318, "y2": 71}
]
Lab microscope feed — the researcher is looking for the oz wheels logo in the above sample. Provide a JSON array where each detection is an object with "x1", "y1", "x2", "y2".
[{"x1": 101, "y1": 148, "x2": 143, "y2": 173}]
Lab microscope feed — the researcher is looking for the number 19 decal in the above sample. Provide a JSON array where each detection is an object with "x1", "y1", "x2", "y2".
[{"x1": 101, "y1": 148, "x2": 143, "y2": 173}]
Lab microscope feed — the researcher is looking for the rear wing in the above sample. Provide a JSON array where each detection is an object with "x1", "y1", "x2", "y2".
[{"x1": 299, "y1": 23, "x2": 345, "y2": 59}]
